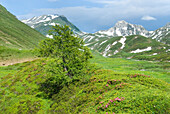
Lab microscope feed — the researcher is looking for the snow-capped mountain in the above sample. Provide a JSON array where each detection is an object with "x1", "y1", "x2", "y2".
[
  {"x1": 151, "y1": 22, "x2": 170, "y2": 44},
  {"x1": 80, "y1": 21, "x2": 170, "y2": 60},
  {"x1": 22, "y1": 14, "x2": 81, "y2": 37},
  {"x1": 97, "y1": 20, "x2": 153, "y2": 37},
  {"x1": 22, "y1": 14, "x2": 60, "y2": 27},
  {"x1": 83, "y1": 34, "x2": 169, "y2": 60}
]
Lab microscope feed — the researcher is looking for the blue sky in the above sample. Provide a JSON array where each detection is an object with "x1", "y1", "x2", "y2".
[{"x1": 0, "y1": 0, "x2": 170, "y2": 33}]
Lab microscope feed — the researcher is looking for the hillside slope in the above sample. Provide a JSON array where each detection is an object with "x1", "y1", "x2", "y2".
[
  {"x1": 0, "y1": 4, "x2": 46, "y2": 49},
  {"x1": 0, "y1": 57, "x2": 169, "y2": 113},
  {"x1": 81, "y1": 21, "x2": 170, "y2": 45},
  {"x1": 22, "y1": 14, "x2": 81, "y2": 37},
  {"x1": 82, "y1": 34, "x2": 170, "y2": 61},
  {"x1": 151, "y1": 22, "x2": 170, "y2": 44}
]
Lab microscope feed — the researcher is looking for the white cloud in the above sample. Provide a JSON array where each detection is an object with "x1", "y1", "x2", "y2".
[
  {"x1": 85, "y1": 0, "x2": 119, "y2": 4},
  {"x1": 141, "y1": 15, "x2": 157, "y2": 21},
  {"x1": 48, "y1": 0, "x2": 58, "y2": 1},
  {"x1": 18, "y1": 0, "x2": 170, "y2": 32}
]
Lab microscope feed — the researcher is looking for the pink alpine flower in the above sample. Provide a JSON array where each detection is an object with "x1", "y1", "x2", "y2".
[
  {"x1": 110, "y1": 99, "x2": 113, "y2": 102},
  {"x1": 114, "y1": 97, "x2": 119, "y2": 101},
  {"x1": 99, "y1": 101, "x2": 103, "y2": 104},
  {"x1": 117, "y1": 98, "x2": 121, "y2": 101}
]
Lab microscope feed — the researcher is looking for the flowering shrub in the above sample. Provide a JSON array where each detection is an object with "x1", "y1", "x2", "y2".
[
  {"x1": 130, "y1": 74, "x2": 150, "y2": 78},
  {"x1": 95, "y1": 96, "x2": 125, "y2": 113},
  {"x1": 1, "y1": 65, "x2": 169, "y2": 114}
]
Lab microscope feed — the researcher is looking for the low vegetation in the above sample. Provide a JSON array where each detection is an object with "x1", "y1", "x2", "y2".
[
  {"x1": 0, "y1": 58, "x2": 169, "y2": 113},
  {"x1": 0, "y1": 25, "x2": 169, "y2": 114},
  {"x1": 0, "y1": 46, "x2": 35, "y2": 66},
  {"x1": 82, "y1": 34, "x2": 170, "y2": 61},
  {"x1": 0, "y1": 4, "x2": 46, "y2": 49}
]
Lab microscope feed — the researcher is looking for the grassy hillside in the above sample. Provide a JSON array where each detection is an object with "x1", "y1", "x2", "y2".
[
  {"x1": 0, "y1": 52, "x2": 169, "y2": 113},
  {"x1": 0, "y1": 46, "x2": 36, "y2": 66},
  {"x1": 82, "y1": 34, "x2": 170, "y2": 61},
  {"x1": 91, "y1": 51, "x2": 170, "y2": 83},
  {"x1": 0, "y1": 4, "x2": 46, "y2": 49}
]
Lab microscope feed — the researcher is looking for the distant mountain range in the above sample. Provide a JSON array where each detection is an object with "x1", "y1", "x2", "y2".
[
  {"x1": 22, "y1": 14, "x2": 81, "y2": 38},
  {"x1": 97, "y1": 20, "x2": 153, "y2": 37},
  {"x1": 22, "y1": 16, "x2": 169, "y2": 45},
  {"x1": 151, "y1": 22, "x2": 170, "y2": 44},
  {"x1": 0, "y1": 3, "x2": 169, "y2": 61},
  {"x1": 21, "y1": 15, "x2": 169, "y2": 60},
  {"x1": 81, "y1": 21, "x2": 169, "y2": 60},
  {"x1": 0, "y1": 4, "x2": 46, "y2": 49},
  {"x1": 93, "y1": 20, "x2": 169, "y2": 45}
]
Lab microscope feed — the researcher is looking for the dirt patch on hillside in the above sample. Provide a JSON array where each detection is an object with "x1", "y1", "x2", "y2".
[{"x1": 0, "y1": 58, "x2": 37, "y2": 66}]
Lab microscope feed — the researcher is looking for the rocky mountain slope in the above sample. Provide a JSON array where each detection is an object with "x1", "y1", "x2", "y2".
[
  {"x1": 151, "y1": 22, "x2": 170, "y2": 44},
  {"x1": 97, "y1": 20, "x2": 153, "y2": 37},
  {"x1": 22, "y1": 14, "x2": 81, "y2": 37},
  {"x1": 80, "y1": 20, "x2": 170, "y2": 60},
  {"x1": 82, "y1": 20, "x2": 169, "y2": 45},
  {"x1": 82, "y1": 33, "x2": 169, "y2": 60},
  {"x1": 0, "y1": 4, "x2": 46, "y2": 49}
]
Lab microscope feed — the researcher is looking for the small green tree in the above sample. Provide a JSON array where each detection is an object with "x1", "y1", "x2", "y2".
[{"x1": 37, "y1": 25, "x2": 92, "y2": 79}]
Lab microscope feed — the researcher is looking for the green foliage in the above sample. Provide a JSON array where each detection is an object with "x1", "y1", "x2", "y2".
[
  {"x1": 36, "y1": 25, "x2": 92, "y2": 79},
  {"x1": 49, "y1": 69, "x2": 170, "y2": 114},
  {"x1": 3, "y1": 95, "x2": 50, "y2": 114},
  {"x1": 0, "y1": 56, "x2": 169, "y2": 113}
]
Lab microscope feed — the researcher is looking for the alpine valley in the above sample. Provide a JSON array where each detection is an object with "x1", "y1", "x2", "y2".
[
  {"x1": 0, "y1": 4, "x2": 170, "y2": 114},
  {"x1": 22, "y1": 15, "x2": 170, "y2": 61}
]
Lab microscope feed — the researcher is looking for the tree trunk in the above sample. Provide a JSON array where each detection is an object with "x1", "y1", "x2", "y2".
[{"x1": 62, "y1": 56, "x2": 72, "y2": 78}]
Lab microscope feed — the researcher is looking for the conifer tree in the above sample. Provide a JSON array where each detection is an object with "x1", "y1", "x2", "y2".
[{"x1": 37, "y1": 25, "x2": 92, "y2": 78}]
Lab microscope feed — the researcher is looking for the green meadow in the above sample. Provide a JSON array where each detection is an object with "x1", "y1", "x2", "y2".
[{"x1": 0, "y1": 50, "x2": 169, "y2": 113}]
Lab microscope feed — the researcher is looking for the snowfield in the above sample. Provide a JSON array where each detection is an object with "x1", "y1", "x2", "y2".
[
  {"x1": 100, "y1": 40, "x2": 107, "y2": 45},
  {"x1": 130, "y1": 47, "x2": 152, "y2": 53},
  {"x1": 119, "y1": 36, "x2": 126, "y2": 49}
]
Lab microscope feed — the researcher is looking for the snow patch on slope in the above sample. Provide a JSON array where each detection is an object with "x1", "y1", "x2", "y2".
[
  {"x1": 51, "y1": 14, "x2": 59, "y2": 19},
  {"x1": 100, "y1": 40, "x2": 107, "y2": 45},
  {"x1": 114, "y1": 50, "x2": 119, "y2": 55},
  {"x1": 103, "y1": 45, "x2": 111, "y2": 57},
  {"x1": 84, "y1": 42, "x2": 93, "y2": 46},
  {"x1": 91, "y1": 43, "x2": 98, "y2": 50},
  {"x1": 98, "y1": 31, "x2": 113, "y2": 36},
  {"x1": 49, "y1": 22, "x2": 56, "y2": 26},
  {"x1": 46, "y1": 34, "x2": 53, "y2": 38},
  {"x1": 112, "y1": 41, "x2": 117, "y2": 46},
  {"x1": 88, "y1": 36, "x2": 95, "y2": 42},
  {"x1": 130, "y1": 47, "x2": 152, "y2": 53},
  {"x1": 118, "y1": 36, "x2": 126, "y2": 49}
]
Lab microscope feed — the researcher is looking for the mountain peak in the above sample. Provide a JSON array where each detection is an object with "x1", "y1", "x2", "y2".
[
  {"x1": 97, "y1": 20, "x2": 151, "y2": 37},
  {"x1": 115, "y1": 20, "x2": 128, "y2": 27},
  {"x1": 22, "y1": 14, "x2": 81, "y2": 36},
  {"x1": 165, "y1": 22, "x2": 170, "y2": 28},
  {"x1": 22, "y1": 14, "x2": 60, "y2": 25},
  {"x1": 116, "y1": 20, "x2": 128, "y2": 24}
]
